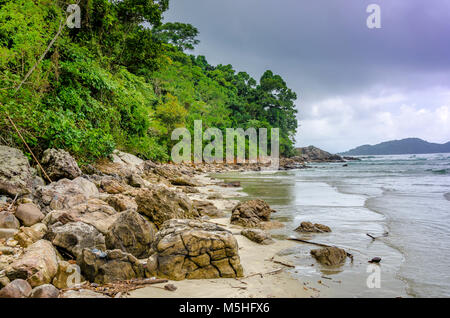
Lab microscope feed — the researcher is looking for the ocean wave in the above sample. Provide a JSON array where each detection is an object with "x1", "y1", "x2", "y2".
[
  {"x1": 445, "y1": 193, "x2": 450, "y2": 201},
  {"x1": 426, "y1": 168, "x2": 449, "y2": 175}
]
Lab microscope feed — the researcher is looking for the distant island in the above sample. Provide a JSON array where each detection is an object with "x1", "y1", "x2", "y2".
[{"x1": 340, "y1": 138, "x2": 450, "y2": 156}]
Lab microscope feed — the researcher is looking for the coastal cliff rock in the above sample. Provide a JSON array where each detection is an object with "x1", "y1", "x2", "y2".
[
  {"x1": 295, "y1": 222, "x2": 331, "y2": 233},
  {"x1": 6, "y1": 240, "x2": 58, "y2": 287},
  {"x1": 230, "y1": 199, "x2": 275, "y2": 228},
  {"x1": 310, "y1": 247, "x2": 347, "y2": 266},
  {"x1": 136, "y1": 187, "x2": 200, "y2": 229},
  {"x1": 241, "y1": 228, "x2": 274, "y2": 245},
  {"x1": 14, "y1": 225, "x2": 46, "y2": 248},
  {"x1": 0, "y1": 279, "x2": 32, "y2": 298},
  {"x1": 77, "y1": 248, "x2": 145, "y2": 284},
  {"x1": 296, "y1": 146, "x2": 343, "y2": 162},
  {"x1": 41, "y1": 149, "x2": 82, "y2": 181},
  {"x1": 105, "y1": 211, "x2": 157, "y2": 258},
  {"x1": 147, "y1": 219, "x2": 243, "y2": 280},
  {"x1": 46, "y1": 221, "x2": 106, "y2": 259},
  {"x1": 35, "y1": 177, "x2": 99, "y2": 212},
  {"x1": 0, "y1": 146, "x2": 35, "y2": 197}
]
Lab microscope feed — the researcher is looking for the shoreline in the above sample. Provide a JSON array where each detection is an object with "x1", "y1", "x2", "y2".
[{"x1": 129, "y1": 173, "x2": 328, "y2": 298}]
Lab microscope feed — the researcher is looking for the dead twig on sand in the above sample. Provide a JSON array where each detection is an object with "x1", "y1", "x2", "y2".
[
  {"x1": 366, "y1": 233, "x2": 377, "y2": 240},
  {"x1": 62, "y1": 278, "x2": 169, "y2": 297}
]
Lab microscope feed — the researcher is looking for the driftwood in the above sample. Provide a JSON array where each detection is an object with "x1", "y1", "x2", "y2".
[
  {"x1": 62, "y1": 278, "x2": 169, "y2": 298},
  {"x1": 287, "y1": 237, "x2": 354, "y2": 261},
  {"x1": 366, "y1": 233, "x2": 377, "y2": 240},
  {"x1": 7, "y1": 194, "x2": 18, "y2": 211}
]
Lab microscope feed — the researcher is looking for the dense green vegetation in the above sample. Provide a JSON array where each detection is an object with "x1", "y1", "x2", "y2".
[{"x1": 0, "y1": 0, "x2": 298, "y2": 163}]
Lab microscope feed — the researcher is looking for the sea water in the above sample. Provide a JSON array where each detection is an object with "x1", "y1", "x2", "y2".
[{"x1": 217, "y1": 153, "x2": 450, "y2": 297}]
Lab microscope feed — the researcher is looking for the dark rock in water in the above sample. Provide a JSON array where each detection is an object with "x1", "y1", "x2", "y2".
[
  {"x1": 295, "y1": 221, "x2": 331, "y2": 233},
  {"x1": 342, "y1": 164, "x2": 348, "y2": 167},
  {"x1": 147, "y1": 219, "x2": 243, "y2": 280},
  {"x1": 296, "y1": 146, "x2": 344, "y2": 163},
  {"x1": 105, "y1": 211, "x2": 157, "y2": 258},
  {"x1": 0, "y1": 279, "x2": 32, "y2": 298},
  {"x1": 444, "y1": 192, "x2": 450, "y2": 202},
  {"x1": 311, "y1": 247, "x2": 347, "y2": 266},
  {"x1": 41, "y1": 148, "x2": 82, "y2": 181},
  {"x1": 30, "y1": 284, "x2": 60, "y2": 298},
  {"x1": 218, "y1": 181, "x2": 241, "y2": 188},
  {"x1": 230, "y1": 199, "x2": 275, "y2": 228},
  {"x1": 369, "y1": 257, "x2": 382, "y2": 264}
]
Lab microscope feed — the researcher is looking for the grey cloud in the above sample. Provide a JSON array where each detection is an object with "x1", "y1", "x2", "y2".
[{"x1": 164, "y1": 0, "x2": 450, "y2": 153}]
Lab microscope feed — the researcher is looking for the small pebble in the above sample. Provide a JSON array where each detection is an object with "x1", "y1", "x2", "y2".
[
  {"x1": 369, "y1": 257, "x2": 382, "y2": 263},
  {"x1": 164, "y1": 284, "x2": 177, "y2": 292}
]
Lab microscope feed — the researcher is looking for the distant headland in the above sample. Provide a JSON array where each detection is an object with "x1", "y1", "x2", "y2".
[{"x1": 340, "y1": 138, "x2": 450, "y2": 156}]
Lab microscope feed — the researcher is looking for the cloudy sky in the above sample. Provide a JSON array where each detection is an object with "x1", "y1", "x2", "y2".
[{"x1": 163, "y1": 0, "x2": 450, "y2": 153}]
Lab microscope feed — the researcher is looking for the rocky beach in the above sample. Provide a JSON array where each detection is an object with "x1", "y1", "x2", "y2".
[{"x1": 0, "y1": 145, "x2": 356, "y2": 298}]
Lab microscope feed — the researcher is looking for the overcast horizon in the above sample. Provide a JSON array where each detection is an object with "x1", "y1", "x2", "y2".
[{"x1": 163, "y1": 0, "x2": 450, "y2": 153}]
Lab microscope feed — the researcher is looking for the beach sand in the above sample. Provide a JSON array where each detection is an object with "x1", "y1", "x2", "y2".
[{"x1": 128, "y1": 174, "x2": 325, "y2": 298}]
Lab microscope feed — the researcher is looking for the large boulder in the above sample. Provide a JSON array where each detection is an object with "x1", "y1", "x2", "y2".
[
  {"x1": 147, "y1": 219, "x2": 243, "y2": 280},
  {"x1": 15, "y1": 203, "x2": 44, "y2": 226},
  {"x1": 0, "y1": 146, "x2": 34, "y2": 197},
  {"x1": 296, "y1": 146, "x2": 343, "y2": 162},
  {"x1": 241, "y1": 228, "x2": 274, "y2": 245},
  {"x1": 42, "y1": 199, "x2": 119, "y2": 234},
  {"x1": 0, "y1": 279, "x2": 32, "y2": 298},
  {"x1": 230, "y1": 200, "x2": 275, "y2": 228},
  {"x1": 41, "y1": 149, "x2": 82, "y2": 181},
  {"x1": 0, "y1": 211, "x2": 20, "y2": 229},
  {"x1": 35, "y1": 177, "x2": 99, "y2": 212},
  {"x1": 46, "y1": 221, "x2": 106, "y2": 259},
  {"x1": 77, "y1": 248, "x2": 145, "y2": 284},
  {"x1": 106, "y1": 211, "x2": 157, "y2": 258},
  {"x1": 6, "y1": 240, "x2": 58, "y2": 287},
  {"x1": 136, "y1": 187, "x2": 200, "y2": 229},
  {"x1": 30, "y1": 284, "x2": 60, "y2": 298},
  {"x1": 295, "y1": 221, "x2": 331, "y2": 233},
  {"x1": 310, "y1": 247, "x2": 347, "y2": 266}
]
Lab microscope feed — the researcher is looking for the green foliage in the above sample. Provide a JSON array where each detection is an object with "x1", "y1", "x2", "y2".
[
  {"x1": 0, "y1": 0, "x2": 298, "y2": 164},
  {"x1": 153, "y1": 22, "x2": 200, "y2": 51}
]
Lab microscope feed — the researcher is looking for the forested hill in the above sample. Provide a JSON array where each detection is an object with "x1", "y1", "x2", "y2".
[
  {"x1": 0, "y1": 0, "x2": 298, "y2": 163},
  {"x1": 340, "y1": 138, "x2": 450, "y2": 155}
]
